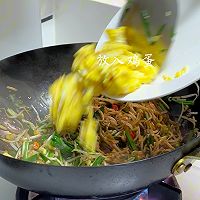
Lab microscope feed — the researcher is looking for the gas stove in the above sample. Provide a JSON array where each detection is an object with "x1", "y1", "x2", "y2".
[{"x1": 16, "y1": 176, "x2": 181, "y2": 200}]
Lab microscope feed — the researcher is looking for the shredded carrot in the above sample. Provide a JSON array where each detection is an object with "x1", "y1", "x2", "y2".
[{"x1": 33, "y1": 141, "x2": 40, "y2": 150}]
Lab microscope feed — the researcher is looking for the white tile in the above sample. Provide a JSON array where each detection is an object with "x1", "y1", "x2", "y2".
[
  {"x1": 54, "y1": 0, "x2": 119, "y2": 44},
  {"x1": 90, "y1": 0, "x2": 125, "y2": 7},
  {"x1": 42, "y1": 19, "x2": 55, "y2": 47},
  {"x1": 40, "y1": 0, "x2": 54, "y2": 19},
  {"x1": 0, "y1": 0, "x2": 42, "y2": 60}
]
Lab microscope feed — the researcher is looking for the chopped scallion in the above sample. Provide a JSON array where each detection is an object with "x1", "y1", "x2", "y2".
[
  {"x1": 125, "y1": 131, "x2": 137, "y2": 150},
  {"x1": 92, "y1": 156, "x2": 105, "y2": 166},
  {"x1": 22, "y1": 141, "x2": 30, "y2": 159},
  {"x1": 24, "y1": 154, "x2": 38, "y2": 162},
  {"x1": 172, "y1": 99, "x2": 194, "y2": 105},
  {"x1": 140, "y1": 10, "x2": 152, "y2": 44},
  {"x1": 158, "y1": 102, "x2": 167, "y2": 111},
  {"x1": 51, "y1": 133, "x2": 74, "y2": 156},
  {"x1": 156, "y1": 24, "x2": 166, "y2": 36}
]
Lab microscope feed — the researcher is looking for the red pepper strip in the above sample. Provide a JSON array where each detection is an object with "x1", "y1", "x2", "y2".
[
  {"x1": 130, "y1": 131, "x2": 136, "y2": 139},
  {"x1": 112, "y1": 104, "x2": 119, "y2": 111}
]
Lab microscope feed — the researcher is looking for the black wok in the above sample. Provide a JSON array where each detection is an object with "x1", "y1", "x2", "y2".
[{"x1": 0, "y1": 43, "x2": 199, "y2": 197}]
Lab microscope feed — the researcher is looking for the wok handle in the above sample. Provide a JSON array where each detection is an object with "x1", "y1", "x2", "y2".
[{"x1": 172, "y1": 147, "x2": 200, "y2": 175}]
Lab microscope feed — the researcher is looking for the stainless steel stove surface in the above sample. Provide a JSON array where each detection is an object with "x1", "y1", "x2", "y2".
[{"x1": 16, "y1": 176, "x2": 181, "y2": 200}]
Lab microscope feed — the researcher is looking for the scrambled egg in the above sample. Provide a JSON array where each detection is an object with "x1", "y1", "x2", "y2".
[
  {"x1": 174, "y1": 66, "x2": 188, "y2": 78},
  {"x1": 49, "y1": 26, "x2": 161, "y2": 152},
  {"x1": 163, "y1": 75, "x2": 172, "y2": 81},
  {"x1": 49, "y1": 73, "x2": 94, "y2": 133},
  {"x1": 163, "y1": 66, "x2": 188, "y2": 81},
  {"x1": 72, "y1": 27, "x2": 159, "y2": 97},
  {"x1": 79, "y1": 108, "x2": 98, "y2": 152}
]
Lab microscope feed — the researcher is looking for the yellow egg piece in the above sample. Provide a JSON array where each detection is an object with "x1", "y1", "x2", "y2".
[
  {"x1": 79, "y1": 108, "x2": 98, "y2": 152},
  {"x1": 49, "y1": 73, "x2": 94, "y2": 133},
  {"x1": 174, "y1": 66, "x2": 188, "y2": 78}
]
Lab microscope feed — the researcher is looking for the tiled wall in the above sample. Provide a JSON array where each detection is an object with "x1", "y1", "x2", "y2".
[
  {"x1": 90, "y1": 0, "x2": 125, "y2": 7},
  {"x1": 54, "y1": 0, "x2": 119, "y2": 44}
]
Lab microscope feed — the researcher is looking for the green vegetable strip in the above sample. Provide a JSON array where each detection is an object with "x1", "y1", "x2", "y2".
[
  {"x1": 92, "y1": 156, "x2": 105, "y2": 166},
  {"x1": 94, "y1": 110, "x2": 101, "y2": 119},
  {"x1": 150, "y1": 24, "x2": 166, "y2": 45},
  {"x1": 127, "y1": 0, "x2": 133, "y2": 7},
  {"x1": 39, "y1": 122, "x2": 52, "y2": 130},
  {"x1": 39, "y1": 153, "x2": 48, "y2": 162},
  {"x1": 7, "y1": 108, "x2": 17, "y2": 116},
  {"x1": 51, "y1": 133, "x2": 74, "y2": 155},
  {"x1": 145, "y1": 135, "x2": 155, "y2": 146},
  {"x1": 39, "y1": 152, "x2": 62, "y2": 166},
  {"x1": 100, "y1": 106, "x2": 104, "y2": 112},
  {"x1": 24, "y1": 154, "x2": 38, "y2": 162},
  {"x1": 140, "y1": 10, "x2": 152, "y2": 43},
  {"x1": 48, "y1": 160, "x2": 60, "y2": 166},
  {"x1": 170, "y1": 26, "x2": 176, "y2": 38},
  {"x1": 160, "y1": 48, "x2": 168, "y2": 53},
  {"x1": 156, "y1": 24, "x2": 166, "y2": 36},
  {"x1": 46, "y1": 151, "x2": 54, "y2": 158},
  {"x1": 125, "y1": 131, "x2": 137, "y2": 150},
  {"x1": 73, "y1": 157, "x2": 81, "y2": 166},
  {"x1": 158, "y1": 102, "x2": 167, "y2": 111},
  {"x1": 172, "y1": 99, "x2": 194, "y2": 105},
  {"x1": 22, "y1": 141, "x2": 30, "y2": 159},
  {"x1": 41, "y1": 135, "x2": 48, "y2": 142},
  {"x1": 28, "y1": 127, "x2": 34, "y2": 136}
]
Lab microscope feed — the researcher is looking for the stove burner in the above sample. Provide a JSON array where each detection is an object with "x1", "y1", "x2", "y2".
[{"x1": 16, "y1": 176, "x2": 181, "y2": 200}]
